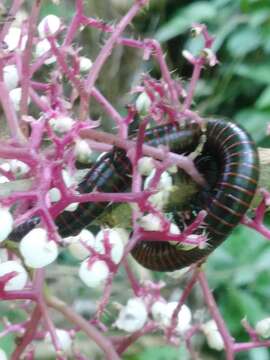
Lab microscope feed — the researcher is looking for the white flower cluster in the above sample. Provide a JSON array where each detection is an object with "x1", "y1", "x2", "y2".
[
  {"x1": 151, "y1": 301, "x2": 191, "y2": 335},
  {"x1": 201, "y1": 320, "x2": 224, "y2": 351},
  {"x1": 114, "y1": 297, "x2": 192, "y2": 335},
  {"x1": 65, "y1": 228, "x2": 127, "y2": 288}
]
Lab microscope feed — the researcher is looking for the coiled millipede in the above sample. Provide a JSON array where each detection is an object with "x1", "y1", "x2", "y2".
[{"x1": 9, "y1": 119, "x2": 259, "y2": 271}]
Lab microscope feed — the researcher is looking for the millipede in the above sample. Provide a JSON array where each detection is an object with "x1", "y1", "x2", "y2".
[{"x1": 9, "y1": 119, "x2": 260, "y2": 272}]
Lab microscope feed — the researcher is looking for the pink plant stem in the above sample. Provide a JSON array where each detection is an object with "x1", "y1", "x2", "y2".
[
  {"x1": 63, "y1": 0, "x2": 83, "y2": 46},
  {"x1": 82, "y1": 0, "x2": 148, "y2": 119},
  {"x1": 0, "y1": 0, "x2": 25, "y2": 42},
  {"x1": 183, "y1": 60, "x2": 203, "y2": 110},
  {"x1": 242, "y1": 216, "x2": 270, "y2": 240},
  {"x1": 11, "y1": 305, "x2": 42, "y2": 360},
  {"x1": 20, "y1": 0, "x2": 41, "y2": 116},
  {"x1": 115, "y1": 322, "x2": 158, "y2": 354},
  {"x1": 0, "y1": 73, "x2": 26, "y2": 143},
  {"x1": 145, "y1": 40, "x2": 179, "y2": 107},
  {"x1": 168, "y1": 267, "x2": 199, "y2": 337},
  {"x1": 198, "y1": 270, "x2": 235, "y2": 360},
  {"x1": 79, "y1": 128, "x2": 205, "y2": 185},
  {"x1": 123, "y1": 259, "x2": 141, "y2": 296},
  {"x1": 234, "y1": 340, "x2": 270, "y2": 353},
  {"x1": 0, "y1": 143, "x2": 37, "y2": 166},
  {"x1": 46, "y1": 295, "x2": 121, "y2": 360}
]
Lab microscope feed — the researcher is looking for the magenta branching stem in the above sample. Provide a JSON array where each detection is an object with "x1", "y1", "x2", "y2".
[
  {"x1": 198, "y1": 270, "x2": 235, "y2": 360},
  {"x1": 82, "y1": 0, "x2": 149, "y2": 119},
  {"x1": 1, "y1": 1, "x2": 270, "y2": 359}
]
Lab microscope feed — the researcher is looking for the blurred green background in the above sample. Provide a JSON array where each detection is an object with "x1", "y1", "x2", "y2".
[{"x1": 1, "y1": 0, "x2": 270, "y2": 359}]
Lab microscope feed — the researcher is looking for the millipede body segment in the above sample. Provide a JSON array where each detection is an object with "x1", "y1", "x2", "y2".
[{"x1": 9, "y1": 119, "x2": 259, "y2": 271}]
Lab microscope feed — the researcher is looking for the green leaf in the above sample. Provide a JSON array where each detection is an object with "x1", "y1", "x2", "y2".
[
  {"x1": 255, "y1": 85, "x2": 270, "y2": 109},
  {"x1": 127, "y1": 345, "x2": 185, "y2": 360},
  {"x1": 155, "y1": 2, "x2": 216, "y2": 42},
  {"x1": 235, "y1": 108, "x2": 270, "y2": 142},
  {"x1": 227, "y1": 27, "x2": 261, "y2": 56},
  {"x1": 234, "y1": 63, "x2": 270, "y2": 85}
]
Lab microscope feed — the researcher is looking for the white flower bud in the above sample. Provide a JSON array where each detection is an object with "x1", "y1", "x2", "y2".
[
  {"x1": 151, "y1": 301, "x2": 191, "y2": 334},
  {"x1": 10, "y1": 159, "x2": 30, "y2": 177},
  {"x1": 0, "y1": 207, "x2": 13, "y2": 242},
  {"x1": 74, "y1": 139, "x2": 92, "y2": 163},
  {"x1": 79, "y1": 56, "x2": 93, "y2": 72},
  {"x1": 0, "y1": 249, "x2": 9, "y2": 263},
  {"x1": 0, "y1": 260, "x2": 28, "y2": 291},
  {"x1": 20, "y1": 228, "x2": 58, "y2": 268},
  {"x1": 206, "y1": 330, "x2": 224, "y2": 351},
  {"x1": 0, "y1": 163, "x2": 10, "y2": 172},
  {"x1": 4, "y1": 27, "x2": 27, "y2": 51},
  {"x1": 38, "y1": 15, "x2": 61, "y2": 38},
  {"x1": 48, "y1": 187, "x2": 61, "y2": 202},
  {"x1": 144, "y1": 171, "x2": 173, "y2": 209},
  {"x1": 201, "y1": 48, "x2": 218, "y2": 67},
  {"x1": 35, "y1": 39, "x2": 56, "y2": 64},
  {"x1": 182, "y1": 50, "x2": 195, "y2": 63},
  {"x1": 3, "y1": 65, "x2": 19, "y2": 91},
  {"x1": 79, "y1": 259, "x2": 109, "y2": 288},
  {"x1": 135, "y1": 92, "x2": 151, "y2": 115},
  {"x1": 45, "y1": 329, "x2": 72, "y2": 355},
  {"x1": 255, "y1": 318, "x2": 270, "y2": 339},
  {"x1": 138, "y1": 157, "x2": 155, "y2": 176},
  {"x1": 202, "y1": 320, "x2": 224, "y2": 351},
  {"x1": 49, "y1": 115, "x2": 75, "y2": 134},
  {"x1": 96, "y1": 229, "x2": 124, "y2": 264},
  {"x1": 114, "y1": 298, "x2": 148, "y2": 332},
  {"x1": 64, "y1": 203, "x2": 79, "y2": 212},
  {"x1": 68, "y1": 229, "x2": 95, "y2": 260},
  {"x1": 138, "y1": 214, "x2": 162, "y2": 231},
  {"x1": 0, "y1": 176, "x2": 9, "y2": 184},
  {"x1": 0, "y1": 348, "x2": 7, "y2": 360},
  {"x1": 9, "y1": 88, "x2": 21, "y2": 111}
]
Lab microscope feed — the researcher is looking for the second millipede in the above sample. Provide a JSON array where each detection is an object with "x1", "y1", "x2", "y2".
[{"x1": 9, "y1": 119, "x2": 260, "y2": 271}]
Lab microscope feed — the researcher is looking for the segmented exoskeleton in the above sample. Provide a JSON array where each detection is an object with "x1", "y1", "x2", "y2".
[{"x1": 9, "y1": 119, "x2": 259, "y2": 272}]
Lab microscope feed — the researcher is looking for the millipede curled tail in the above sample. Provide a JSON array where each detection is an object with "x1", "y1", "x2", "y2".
[
  {"x1": 9, "y1": 119, "x2": 259, "y2": 272},
  {"x1": 131, "y1": 120, "x2": 259, "y2": 271}
]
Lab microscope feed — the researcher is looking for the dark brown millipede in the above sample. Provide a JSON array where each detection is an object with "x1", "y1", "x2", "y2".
[{"x1": 9, "y1": 119, "x2": 259, "y2": 272}]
